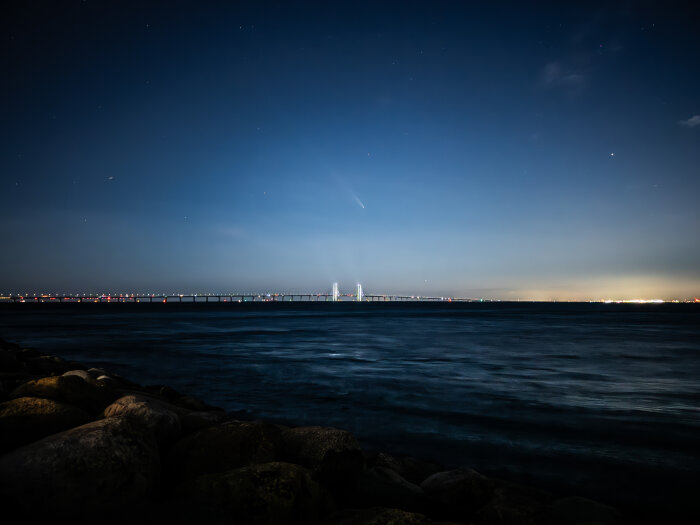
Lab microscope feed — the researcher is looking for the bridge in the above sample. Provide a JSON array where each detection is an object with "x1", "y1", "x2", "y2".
[
  {"x1": 0, "y1": 282, "x2": 482, "y2": 303},
  {"x1": 1, "y1": 293, "x2": 472, "y2": 303}
]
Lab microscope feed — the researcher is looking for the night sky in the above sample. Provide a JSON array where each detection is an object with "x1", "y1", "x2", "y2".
[{"x1": 2, "y1": 1, "x2": 699, "y2": 299}]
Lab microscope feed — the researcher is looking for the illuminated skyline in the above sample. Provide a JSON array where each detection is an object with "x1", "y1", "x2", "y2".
[{"x1": 2, "y1": 1, "x2": 699, "y2": 300}]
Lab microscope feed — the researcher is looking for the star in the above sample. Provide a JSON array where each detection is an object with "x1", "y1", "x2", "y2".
[{"x1": 610, "y1": 152, "x2": 615, "y2": 157}]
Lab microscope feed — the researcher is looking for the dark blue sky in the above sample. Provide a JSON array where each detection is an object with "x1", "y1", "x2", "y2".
[{"x1": 2, "y1": 1, "x2": 699, "y2": 299}]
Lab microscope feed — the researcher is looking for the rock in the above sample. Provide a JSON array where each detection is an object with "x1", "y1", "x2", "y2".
[
  {"x1": 173, "y1": 461, "x2": 328, "y2": 525},
  {"x1": 10, "y1": 374, "x2": 120, "y2": 414},
  {"x1": 167, "y1": 420, "x2": 282, "y2": 482},
  {"x1": 87, "y1": 367, "x2": 110, "y2": 378},
  {"x1": 96, "y1": 374, "x2": 122, "y2": 387},
  {"x1": 173, "y1": 394, "x2": 220, "y2": 411},
  {"x1": 179, "y1": 409, "x2": 231, "y2": 433},
  {"x1": 87, "y1": 368, "x2": 142, "y2": 390},
  {"x1": 282, "y1": 426, "x2": 362, "y2": 468},
  {"x1": 144, "y1": 384, "x2": 182, "y2": 401},
  {"x1": 372, "y1": 452, "x2": 443, "y2": 486},
  {"x1": 0, "y1": 417, "x2": 160, "y2": 519},
  {"x1": 0, "y1": 396, "x2": 91, "y2": 452},
  {"x1": 475, "y1": 480, "x2": 552, "y2": 525},
  {"x1": 281, "y1": 426, "x2": 365, "y2": 493},
  {"x1": 420, "y1": 468, "x2": 496, "y2": 521},
  {"x1": 105, "y1": 372, "x2": 143, "y2": 390},
  {"x1": 0, "y1": 348, "x2": 25, "y2": 372},
  {"x1": 63, "y1": 369, "x2": 95, "y2": 382},
  {"x1": 325, "y1": 506, "x2": 439, "y2": 525},
  {"x1": 535, "y1": 496, "x2": 620, "y2": 525},
  {"x1": 102, "y1": 394, "x2": 182, "y2": 445},
  {"x1": 0, "y1": 372, "x2": 37, "y2": 396},
  {"x1": 24, "y1": 354, "x2": 78, "y2": 375},
  {"x1": 348, "y1": 466, "x2": 429, "y2": 514}
]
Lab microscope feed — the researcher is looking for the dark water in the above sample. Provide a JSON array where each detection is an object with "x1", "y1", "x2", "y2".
[{"x1": 1, "y1": 302, "x2": 699, "y2": 515}]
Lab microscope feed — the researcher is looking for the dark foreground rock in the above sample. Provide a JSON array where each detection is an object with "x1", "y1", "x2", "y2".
[
  {"x1": 476, "y1": 480, "x2": 552, "y2": 525},
  {"x1": 0, "y1": 396, "x2": 91, "y2": 453},
  {"x1": 172, "y1": 461, "x2": 329, "y2": 524},
  {"x1": 281, "y1": 425, "x2": 366, "y2": 502},
  {"x1": 421, "y1": 468, "x2": 497, "y2": 520},
  {"x1": 325, "y1": 506, "x2": 445, "y2": 524},
  {"x1": 535, "y1": 496, "x2": 620, "y2": 525},
  {"x1": 371, "y1": 451, "x2": 443, "y2": 485},
  {"x1": 347, "y1": 465, "x2": 431, "y2": 515},
  {"x1": 0, "y1": 416, "x2": 160, "y2": 519},
  {"x1": 167, "y1": 419, "x2": 282, "y2": 482}
]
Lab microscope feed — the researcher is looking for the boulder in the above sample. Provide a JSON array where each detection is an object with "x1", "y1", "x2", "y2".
[
  {"x1": 0, "y1": 372, "x2": 32, "y2": 400},
  {"x1": 179, "y1": 409, "x2": 231, "y2": 433},
  {"x1": 167, "y1": 420, "x2": 282, "y2": 482},
  {"x1": 348, "y1": 466, "x2": 429, "y2": 514},
  {"x1": 173, "y1": 461, "x2": 329, "y2": 525},
  {"x1": 87, "y1": 367, "x2": 110, "y2": 378},
  {"x1": 18, "y1": 347, "x2": 40, "y2": 359},
  {"x1": 282, "y1": 426, "x2": 362, "y2": 468},
  {"x1": 173, "y1": 394, "x2": 220, "y2": 412},
  {"x1": 24, "y1": 354, "x2": 80, "y2": 375},
  {"x1": 325, "y1": 506, "x2": 439, "y2": 525},
  {"x1": 0, "y1": 396, "x2": 91, "y2": 452},
  {"x1": 88, "y1": 368, "x2": 142, "y2": 390},
  {"x1": 102, "y1": 394, "x2": 182, "y2": 445},
  {"x1": 0, "y1": 416, "x2": 160, "y2": 518},
  {"x1": 475, "y1": 480, "x2": 552, "y2": 525},
  {"x1": 0, "y1": 372, "x2": 42, "y2": 393},
  {"x1": 96, "y1": 374, "x2": 123, "y2": 388},
  {"x1": 10, "y1": 374, "x2": 120, "y2": 414},
  {"x1": 420, "y1": 468, "x2": 496, "y2": 521},
  {"x1": 535, "y1": 496, "x2": 620, "y2": 525},
  {"x1": 144, "y1": 383, "x2": 182, "y2": 401},
  {"x1": 372, "y1": 452, "x2": 443, "y2": 485},
  {"x1": 63, "y1": 369, "x2": 95, "y2": 382},
  {"x1": 0, "y1": 347, "x2": 25, "y2": 372},
  {"x1": 281, "y1": 426, "x2": 365, "y2": 493}
]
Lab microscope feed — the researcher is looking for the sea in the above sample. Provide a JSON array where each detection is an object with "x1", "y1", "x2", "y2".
[{"x1": 1, "y1": 301, "x2": 698, "y2": 518}]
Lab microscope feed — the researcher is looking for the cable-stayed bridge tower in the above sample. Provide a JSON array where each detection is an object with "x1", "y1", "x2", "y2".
[
  {"x1": 356, "y1": 283, "x2": 363, "y2": 301},
  {"x1": 332, "y1": 282, "x2": 339, "y2": 302}
]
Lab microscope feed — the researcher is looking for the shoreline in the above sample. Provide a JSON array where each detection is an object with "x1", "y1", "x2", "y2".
[{"x1": 0, "y1": 338, "x2": 695, "y2": 524}]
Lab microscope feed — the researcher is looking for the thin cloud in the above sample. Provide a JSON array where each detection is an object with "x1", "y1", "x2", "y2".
[
  {"x1": 540, "y1": 61, "x2": 586, "y2": 92},
  {"x1": 219, "y1": 226, "x2": 246, "y2": 238},
  {"x1": 679, "y1": 115, "x2": 700, "y2": 128}
]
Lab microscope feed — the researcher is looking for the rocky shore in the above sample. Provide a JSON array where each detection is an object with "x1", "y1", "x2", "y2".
[{"x1": 0, "y1": 338, "x2": 622, "y2": 525}]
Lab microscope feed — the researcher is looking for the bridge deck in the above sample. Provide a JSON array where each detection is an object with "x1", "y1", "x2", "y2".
[{"x1": 1, "y1": 294, "x2": 475, "y2": 303}]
